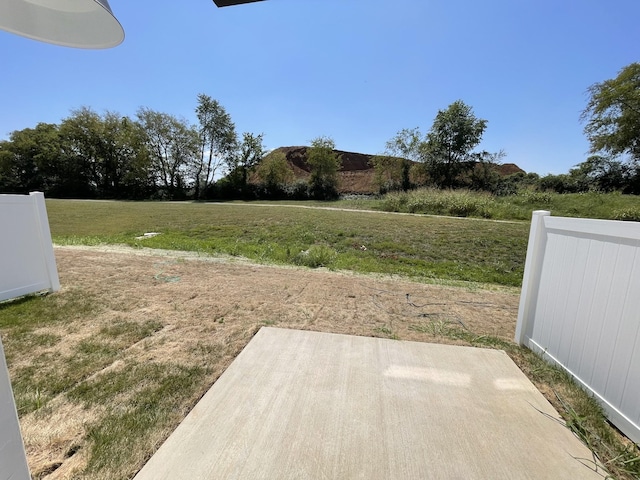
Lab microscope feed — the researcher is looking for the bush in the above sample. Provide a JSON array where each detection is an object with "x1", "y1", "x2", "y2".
[
  {"x1": 282, "y1": 180, "x2": 310, "y2": 200},
  {"x1": 292, "y1": 244, "x2": 337, "y2": 268},
  {"x1": 380, "y1": 191, "x2": 409, "y2": 211}
]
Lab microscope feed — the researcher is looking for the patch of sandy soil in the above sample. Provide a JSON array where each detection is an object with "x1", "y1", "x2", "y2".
[{"x1": 19, "y1": 246, "x2": 521, "y2": 478}]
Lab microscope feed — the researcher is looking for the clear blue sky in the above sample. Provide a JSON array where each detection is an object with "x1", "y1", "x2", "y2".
[{"x1": 1, "y1": 0, "x2": 638, "y2": 175}]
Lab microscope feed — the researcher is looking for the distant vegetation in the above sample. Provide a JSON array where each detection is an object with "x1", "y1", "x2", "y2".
[
  {"x1": 374, "y1": 189, "x2": 640, "y2": 221},
  {"x1": 1, "y1": 63, "x2": 638, "y2": 201}
]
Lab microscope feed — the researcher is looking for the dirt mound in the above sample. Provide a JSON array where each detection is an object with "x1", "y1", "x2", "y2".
[
  {"x1": 276, "y1": 146, "x2": 374, "y2": 172},
  {"x1": 496, "y1": 163, "x2": 526, "y2": 176},
  {"x1": 262, "y1": 146, "x2": 526, "y2": 194},
  {"x1": 268, "y1": 146, "x2": 380, "y2": 194}
]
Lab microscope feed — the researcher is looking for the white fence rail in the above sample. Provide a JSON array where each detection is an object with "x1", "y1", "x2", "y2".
[
  {"x1": 0, "y1": 192, "x2": 59, "y2": 302},
  {"x1": 516, "y1": 211, "x2": 640, "y2": 444}
]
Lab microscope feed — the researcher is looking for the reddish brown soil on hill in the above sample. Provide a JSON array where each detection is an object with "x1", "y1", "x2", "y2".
[
  {"x1": 496, "y1": 163, "x2": 526, "y2": 176},
  {"x1": 265, "y1": 146, "x2": 525, "y2": 195},
  {"x1": 268, "y1": 146, "x2": 378, "y2": 194}
]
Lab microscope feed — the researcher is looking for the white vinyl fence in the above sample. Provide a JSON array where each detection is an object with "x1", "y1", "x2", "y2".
[
  {"x1": 0, "y1": 192, "x2": 60, "y2": 302},
  {"x1": 0, "y1": 338, "x2": 30, "y2": 480},
  {"x1": 516, "y1": 210, "x2": 640, "y2": 444},
  {"x1": 1, "y1": 192, "x2": 58, "y2": 479}
]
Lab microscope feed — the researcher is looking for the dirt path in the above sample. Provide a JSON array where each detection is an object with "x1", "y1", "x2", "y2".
[{"x1": 17, "y1": 246, "x2": 520, "y2": 478}]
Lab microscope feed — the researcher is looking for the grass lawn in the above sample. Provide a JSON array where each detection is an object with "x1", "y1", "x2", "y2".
[{"x1": 46, "y1": 199, "x2": 530, "y2": 287}]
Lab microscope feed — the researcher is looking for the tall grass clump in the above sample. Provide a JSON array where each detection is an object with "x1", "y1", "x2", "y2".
[
  {"x1": 377, "y1": 188, "x2": 640, "y2": 221},
  {"x1": 381, "y1": 189, "x2": 494, "y2": 218},
  {"x1": 292, "y1": 244, "x2": 338, "y2": 268}
]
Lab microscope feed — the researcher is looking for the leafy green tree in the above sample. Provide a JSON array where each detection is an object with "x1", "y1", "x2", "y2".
[
  {"x1": 538, "y1": 173, "x2": 577, "y2": 194},
  {"x1": 382, "y1": 102, "x2": 492, "y2": 190},
  {"x1": 568, "y1": 156, "x2": 629, "y2": 192},
  {"x1": 137, "y1": 107, "x2": 199, "y2": 199},
  {"x1": 255, "y1": 150, "x2": 294, "y2": 194},
  {"x1": 0, "y1": 123, "x2": 63, "y2": 194},
  {"x1": 372, "y1": 128, "x2": 420, "y2": 192},
  {"x1": 58, "y1": 107, "x2": 103, "y2": 197},
  {"x1": 467, "y1": 150, "x2": 505, "y2": 192},
  {"x1": 194, "y1": 94, "x2": 237, "y2": 199},
  {"x1": 370, "y1": 155, "x2": 409, "y2": 193},
  {"x1": 423, "y1": 100, "x2": 488, "y2": 188},
  {"x1": 306, "y1": 136, "x2": 342, "y2": 200},
  {"x1": 582, "y1": 63, "x2": 640, "y2": 163},
  {"x1": 110, "y1": 116, "x2": 154, "y2": 199},
  {"x1": 384, "y1": 127, "x2": 423, "y2": 162},
  {"x1": 225, "y1": 132, "x2": 265, "y2": 195},
  {"x1": 60, "y1": 108, "x2": 152, "y2": 198}
]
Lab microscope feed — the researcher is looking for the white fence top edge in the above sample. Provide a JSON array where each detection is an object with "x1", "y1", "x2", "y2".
[{"x1": 543, "y1": 215, "x2": 640, "y2": 240}]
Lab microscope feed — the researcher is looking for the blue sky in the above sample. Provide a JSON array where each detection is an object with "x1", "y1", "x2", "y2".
[{"x1": 1, "y1": 0, "x2": 638, "y2": 175}]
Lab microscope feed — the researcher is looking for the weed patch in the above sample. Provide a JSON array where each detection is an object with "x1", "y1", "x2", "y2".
[
  {"x1": 292, "y1": 244, "x2": 338, "y2": 268},
  {"x1": 373, "y1": 324, "x2": 398, "y2": 339}
]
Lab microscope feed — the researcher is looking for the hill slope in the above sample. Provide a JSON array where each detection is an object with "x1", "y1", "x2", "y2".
[{"x1": 262, "y1": 146, "x2": 525, "y2": 194}]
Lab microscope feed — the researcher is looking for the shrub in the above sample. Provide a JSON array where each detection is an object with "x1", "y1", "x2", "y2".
[
  {"x1": 292, "y1": 244, "x2": 337, "y2": 268},
  {"x1": 380, "y1": 191, "x2": 409, "y2": 211},
  {"x1": 282, "y1": 180, "x2": 309, "y2": 200}
]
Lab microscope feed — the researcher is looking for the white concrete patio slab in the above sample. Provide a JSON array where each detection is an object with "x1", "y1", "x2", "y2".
[{"x1": 134, "y1": 327, "x2": 604, "y2": 479}]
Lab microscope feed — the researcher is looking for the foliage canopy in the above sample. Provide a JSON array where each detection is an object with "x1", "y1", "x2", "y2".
[
  {"x1": 582, "y1": 63, "x2": 640, "y2": 164},
  {"x1": 306, "y1": 136, "x2": 342, "y2": 200}
]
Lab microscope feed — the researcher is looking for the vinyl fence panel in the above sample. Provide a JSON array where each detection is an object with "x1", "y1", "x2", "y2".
[
  {"x1": 0, "y1": 337, "x2": 31, "y2": 480},
  {"x1": 0, "y1": 192, "x2": 59, "y2": 302},
  {"x1": 0, "y1": 191, "x2": 57, "y2": 479},
  {"x1": 516, "y1": 211, "x2": 640, "y2": 443}
]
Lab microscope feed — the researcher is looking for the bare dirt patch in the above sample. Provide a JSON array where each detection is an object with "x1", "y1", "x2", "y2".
[{"x1": 19, "y1": 246, "x2": 520, "y2": 478}]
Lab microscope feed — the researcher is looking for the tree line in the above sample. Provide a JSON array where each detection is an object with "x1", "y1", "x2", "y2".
[
  {"x1": 1, "y1": 62, "x2": 638, "y2": 199},
  {"x1": 372, "y1": 63, "x2": 640, "y2": 196},
  {"x1": 0, "y1": 93, "x2": 342, "y2": 201}
]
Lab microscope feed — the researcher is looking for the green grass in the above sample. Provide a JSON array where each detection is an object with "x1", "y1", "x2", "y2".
[
  {"x1": 46, "y1": 199, "x2": 529, "y2": 287},
  {"x1": 12, "y1": 339, "x2": 115, "y2": 415},
  {"x1": 0, "y1": 290, "x2": 165, "y2": 416},
  {"x1": 47, "y1": 192, "x2": 639, "y2": 285},
  {"x1": 100, "y1": 319, "x2": 164, "y2": 344},
  {"x1": 0, "y1": 290, "x2": 95, "y2": 335},
  {"x1": 80, "y1": 363, "x2": 206, "y2": 477}
]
